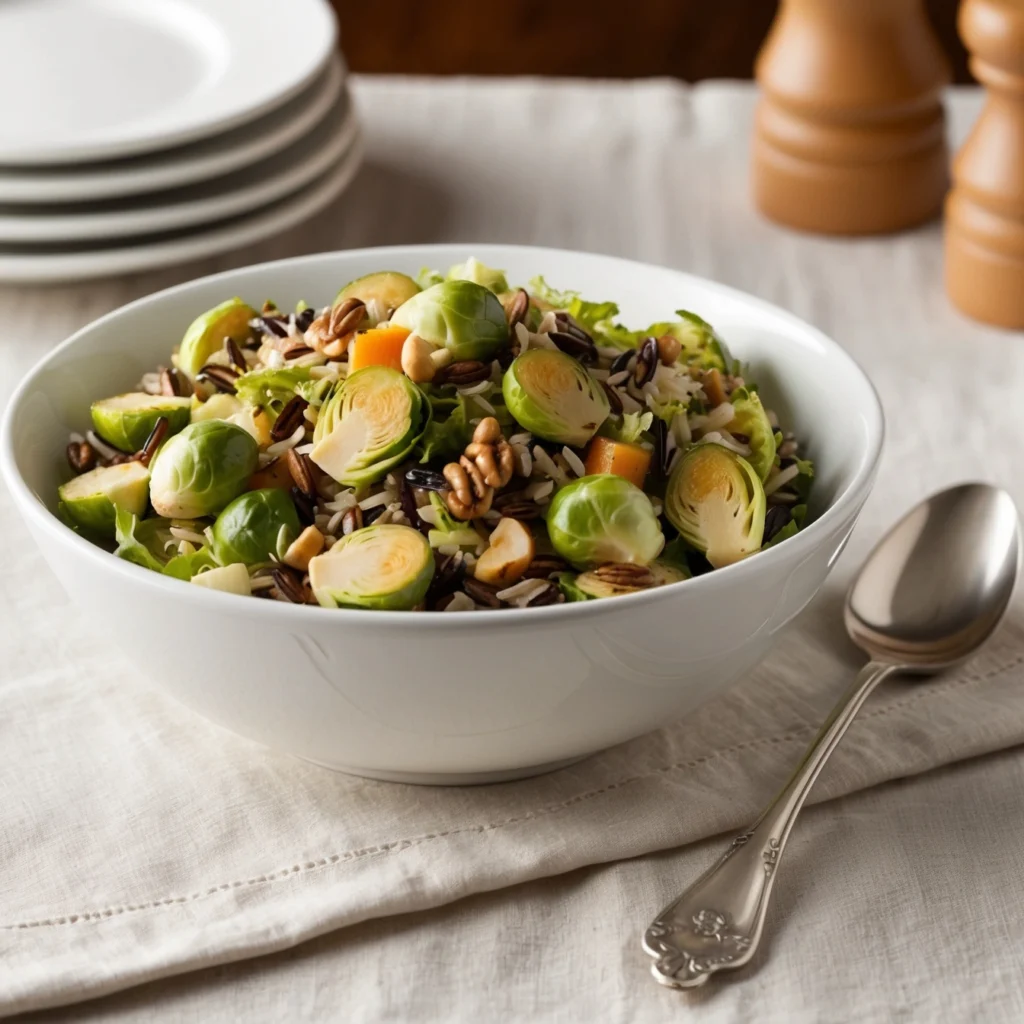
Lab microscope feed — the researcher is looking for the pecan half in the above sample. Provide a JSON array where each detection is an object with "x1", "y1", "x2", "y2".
[
  {"x1": 504, "y1": 288, "x2": 530, "y2": 329},
  {"x1": 291, "y1": 486, "x2": 316, "y2": 525},
  {"x1": 282, "y1": 343, "x2": 315, "y2": 361},
  {"x1": 592, "y1": 562, "x2": 656, "y2": 588},
  {"x1": 272, "y1": 395, "x2": 309, "y2": 443},
  {"x1": 443, "y1": 457, "x2": 493, "y2": 520},
  {"x1": 66, "y1": 440, "x2": 95, "y2": 474},
  {"x1": 496, "y1": 500, "x2": 543, "y2": 521},
  {"x1": 438, "y1": 360, "x2": 490, "y2": 387},
  {"x1": 305, "y1": 298, "x2": 366, "y2": 355}
]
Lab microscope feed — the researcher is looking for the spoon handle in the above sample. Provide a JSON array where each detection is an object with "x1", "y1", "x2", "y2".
[{"x1": 643, "y1": 659, "x2": 896, "y2": 989}]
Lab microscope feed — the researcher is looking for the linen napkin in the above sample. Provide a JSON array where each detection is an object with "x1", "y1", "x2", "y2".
[{"x1": 4, "y1": 78, "x2": 1024, "y2": 1018}]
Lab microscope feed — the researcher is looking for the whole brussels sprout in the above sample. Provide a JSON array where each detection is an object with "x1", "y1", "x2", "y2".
[
  {"x1": 149, "y1": 420, "x2": 259, "y2": 519},
  {"x1": 390, "y1": 280, "x2": 509, "y2": 362},
  {"x1": 211, "y1": 488, "x2": 300, "y2": 566},
  {"x1": 311, "y1": 366, "x2": 428, "y2": 487},
  {"x1": 665, "y1": 443, "x2": 766, "y2": 568},
  {"x1": 729, "y1": 387, "x2": 776, "y2": 481},
  {"x1": 546, "y1": 474, "x2": 664, "y2": 569},
  {"x1": 502, "y1": 348, "x2": 610, "y2": 446},
  {"x1": 309, "y1": 524, "x2": 435, "y2": 610}
]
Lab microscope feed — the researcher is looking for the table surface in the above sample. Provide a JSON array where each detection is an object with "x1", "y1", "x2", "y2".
[{"x1": 7, "y1": 77, "x2": 1024, "y2": 1023}]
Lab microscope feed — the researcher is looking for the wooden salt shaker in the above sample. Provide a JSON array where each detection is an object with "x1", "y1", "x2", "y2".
[
  {"x1": 752, "y1": 0, "x2": 950, "y2": 235},
  {"x1": 945, "y1": 0, "x2": 1024, "y2": 328}
]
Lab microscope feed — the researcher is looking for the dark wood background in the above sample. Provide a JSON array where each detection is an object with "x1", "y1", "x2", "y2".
[{"x1": 332, "y1": 0, "x2": 971, "y2": 83}]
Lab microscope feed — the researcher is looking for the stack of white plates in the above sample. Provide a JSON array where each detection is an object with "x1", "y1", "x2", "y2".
[{"x1": 0, "y1": 0, "x2": 361, "y2": 283}]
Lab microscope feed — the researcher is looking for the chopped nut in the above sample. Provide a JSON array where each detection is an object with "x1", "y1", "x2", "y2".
[
  {"x1": 401, "y1": 333, "x2": 437, "y2": 383},
  {"x1": 474, "y1": 517, "x2": 535, "y2": 587},
  {"x1": 443, "y1": 459, "x2": 493, "y2": 520},
  {"x1": 656, "y1": 334, "x2": 681, "y2": 366},
  {"x1": 66, "y1": 440, "x2": 96, "y2": 474},
  {"x1": 305, "y1": 297, "x2": 366, "y2": 356},
  {"x1": 472, "y1": 417, "x2": 502, "y2": 444},
  {"x1": 271, "y1": 395, "x2": 309, "y2": 443},
  {"x1": 430, "y1": 347, "x2": 453, "y2": 369},
  {"x1": 283, "y1": 525, "x2": 325, "y2": 572},
  {"x1": 285, "y1": 448, "x2": 316, "y2": 497},
  {"x1": 702, "y1": 368, "x2": 727, "y2": 407},
  {"x1": 504, "y1": 288, "x2": 530, "y2": 329}
]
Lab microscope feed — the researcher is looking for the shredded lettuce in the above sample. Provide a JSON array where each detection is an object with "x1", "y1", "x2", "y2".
[
  {"x1": 764, "y1": 504, "x2": 808, "y2": 549},
  {"x1": 418, "y1": 393, "x2": 474, "y2": 462},
  {"x1": 416, "y1": 266, "x2": 445, "y2": 290},
  {"x1": 114, "y1": 509, "x2": 216, "y2": 579},
  {"x1": 659, "y1": 536, "x2": 692, "y2": 572},
  {"x1": 234, "y1": 367, "x2": 313, "y2": 419},
  {"x1": 528, "y1": 276, "x2": 640, "y2": 350},
  {"x1": 792, "y1": 458, "x2": 814, "y2": 502},
  {"x1": 555, "y1": 571, "x2": 592, "y2": 602},
  {"x1": 598, "y1": 410, "x2": 653, "y2": 445}
]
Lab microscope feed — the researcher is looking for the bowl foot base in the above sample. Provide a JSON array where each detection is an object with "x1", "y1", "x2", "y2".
[{"x1": 298, "y1": 753, "x2": 591, "y2": 786}]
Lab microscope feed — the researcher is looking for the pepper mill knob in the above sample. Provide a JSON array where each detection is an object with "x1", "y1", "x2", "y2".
[
  {"x1": 945, "y1": 0, "x2": 1024, "y2": 328},
  {"x1": 752, "y1": 0, "x2": 950, "y2": 235}
]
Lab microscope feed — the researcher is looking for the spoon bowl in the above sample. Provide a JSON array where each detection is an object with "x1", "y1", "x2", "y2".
[{"x1": 845, "y1": 483, "x2": 1021, "y2": 668}]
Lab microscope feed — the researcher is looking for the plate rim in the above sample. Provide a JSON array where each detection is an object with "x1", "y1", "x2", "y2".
[
  {"x1": 0, "y1": 0, "x2": 338, "y2": 166},
  {"x1": 0, "y1": 58, "x2": 346, "y2": 205},
  {"x1": 0, "y1": 132, "x2": 364, "y2": 282},
  {"x1": 0, "y1": 95, "x2": 358, "y2": 243}
]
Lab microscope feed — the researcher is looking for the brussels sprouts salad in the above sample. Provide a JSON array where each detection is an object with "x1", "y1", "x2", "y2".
[{"x1": 58, "y1": 258, "x2": 813, "y2": 611}]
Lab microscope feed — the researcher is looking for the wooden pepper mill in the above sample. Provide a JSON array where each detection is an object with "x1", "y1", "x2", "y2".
[
  {"x1": 945, "y1": 0, "x2": 1024, "y2": 328},
  {"x1": 752, "y1": 0, "x2": 950, "y2": 235}
]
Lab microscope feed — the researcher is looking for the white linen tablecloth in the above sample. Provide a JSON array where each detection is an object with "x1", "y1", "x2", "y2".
[{"x1": 4, "y1": 78, "x2": 1024, "y2": 1022}]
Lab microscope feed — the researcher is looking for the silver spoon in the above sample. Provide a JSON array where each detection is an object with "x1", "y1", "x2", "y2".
[{"x1": 643, "y1": 483, "x2": 1020, "y2": 989}]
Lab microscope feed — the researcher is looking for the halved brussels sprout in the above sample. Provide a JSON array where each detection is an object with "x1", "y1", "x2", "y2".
[
  {"x1": 446, "y1": 258, "x2": 508, "y2": 295},
  {"x1": 191, "y1": 562, "x2": 251, "y2": 596},
  {"x1": 665, "y1": 444, "x2": 766, "y2": 568},
  {"x1": 177, "y1": 297, "x2": 256, "y2": 379},
  {"x1": 309, "y1": 524, "x2": 434, "y2": 610},
  {"x1": 391, "y1": 280, "x2": 509, "y2": 362},
  {"x1": 574, "y1": 560, "x2": 689, "y2": 599},
  {"x1": 502, "y1": 348, "x2": 610, "y2": 446},
  {"x1": 149, "y1": 419, "x2": 259, "y2": 519},
  {"x1": 311, "y1": 366, "x2": 428, "y2": 487},
  {"x1": 646, "y1": 310, "x2": 733, "y2": 372},
  {"x1": 234, "y1": 366, "x2": 313, "y2": 419},
  {"x1": 59, "y1": 461, "x2": 150, "y2": 537},
  {"x1": 546, "y1": 474, "x2": 664, "y2": 569},
  {"x1": 90, "y1": 393, "x2": 191, "y2": 453},
  {"x1": 334, "y1": 270, "x2": 420, "y2": 312},
  {"x1": 729, "y1": 387, "x2": 775, "y2": 481},
  {"x1": 211, "y1": 488, "x2": 300, "y2": 566}
]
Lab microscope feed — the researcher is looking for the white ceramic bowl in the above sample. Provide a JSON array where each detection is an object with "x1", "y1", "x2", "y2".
[{"x1": 1, "y1": 245, "x2": 883, "y2": 784}]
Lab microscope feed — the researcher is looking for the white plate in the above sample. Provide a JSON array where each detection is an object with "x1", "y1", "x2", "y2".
[
  {"x1": 0, "y1": 93, "x2": 358, "y2": 243},
  {"x1": 0, "y1": 59, "x2": 345, "y2": 205},
  {"x1": 0, "y1": 0, "x2": 337, "y2": 165},
  {"x1": 0, "y1": 133, "x2": 364, "y2": 283}
]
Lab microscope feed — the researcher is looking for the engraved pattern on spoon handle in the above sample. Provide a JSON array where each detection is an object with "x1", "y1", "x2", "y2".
[{"x1": 643, "y1": 660, "x2": 897, "y2": 989}]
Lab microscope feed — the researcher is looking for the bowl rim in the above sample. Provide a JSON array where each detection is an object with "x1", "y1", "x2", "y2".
[{"x1": 0, "y1": 242, "x2": 885, "y2": 630}]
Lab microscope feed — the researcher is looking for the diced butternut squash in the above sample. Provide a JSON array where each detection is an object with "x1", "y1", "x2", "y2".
[
  {"x1": 584, "y1": 436, "x2": 651, "y2": 489},
  {"x1": 348, "y1": 326, "x2": 412, "y2": 372}
]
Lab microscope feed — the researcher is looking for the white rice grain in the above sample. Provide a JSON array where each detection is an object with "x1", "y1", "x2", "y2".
[
  {"x1": 85, "y1": 431, "x2": 121, "y2": 461},
  {"x1": 606, "y1": 370, "x2": 630, "y2": 386},
  {"x1": 764, "y1": 463, "x2": 800, "y2": 496},
  {"x1": 358, "y1": 491, "x2": 390, "y2": 511},
  {"x1": 496, "y1": 578, "x2": 551, "y2": 606},
  {"x1": 265, "y1": 424, "x2": 305, "y2": 456},
  {"x1": 513, "y1": 443, "x2": 532, "y2": 477},
  {"x1": 508, "y1": 431, "x2": 533, "y2": 446},
  {"x1": 417, "y1": 504, "x2": 440, "y2": 526},
  {"x1": 294, "y1": 442, "x2": 315, "y2": 455},
  {"x1": 532, "y1": 446, "x2": 569, "y2": 488},
  {"x1": 323, "y1": 491, "x2": 357, "y2": 513},
  {"x1": 443, "y1": 592, "x2": 477, "y2": 612},
  {"x1": 472, "y1": 395, "x2": 496, "y2": 416},
  {"x1": 170, "y1": 526, "x2": 207, "y2": 546},
  {"x1": 458, "y1": 380, "x2": 492, "y2": 396},
  {"x1": 561, "y1": 446, "x2": 586, "y2": 478},
  {"x1": 326, "y1": 510, "x2": 346, "y2": 535},
  {"x1": 524, "y1": 479, "x2": 555, "y2": 502}
]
